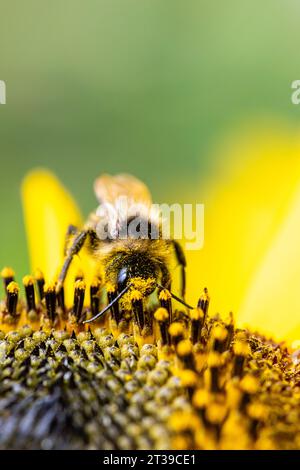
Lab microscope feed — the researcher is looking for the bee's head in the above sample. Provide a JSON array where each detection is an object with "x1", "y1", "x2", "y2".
[{"x1": 116, "y1": 255, "x2": 158, "y2": 295}]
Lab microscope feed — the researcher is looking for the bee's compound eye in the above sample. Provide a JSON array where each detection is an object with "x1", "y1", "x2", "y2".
[{"x1": 117, "y1": 267, "x2": 129, "y2": 292}]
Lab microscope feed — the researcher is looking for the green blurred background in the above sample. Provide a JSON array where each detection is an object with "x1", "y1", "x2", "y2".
[{"x1": 0, "y1": 0, "x2": 300, "y2": 277}]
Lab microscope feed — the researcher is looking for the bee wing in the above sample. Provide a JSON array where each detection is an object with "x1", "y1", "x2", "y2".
[{"x1": 94, "y1": 173, "x2": 152, "y2": 207}]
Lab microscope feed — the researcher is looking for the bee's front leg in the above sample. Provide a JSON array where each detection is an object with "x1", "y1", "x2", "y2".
[
  {"x1": 64, "y1": 224, "x2": 79, "y2": 254},
  {"x1": 172, "y1": 240, "x2": 187, "y2": 300},
  {"x1": 160, "y1": 264, "x2": 171, "y2": 291},
  {"x1": 56, "y1": 228, "x2": 96, "y2": 292}
]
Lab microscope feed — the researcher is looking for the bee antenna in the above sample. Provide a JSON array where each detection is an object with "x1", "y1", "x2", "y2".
[
  {"x1": 83, "y1": 283, "x2": 132, "y2": 324},
  {"x1": 156, "y1": 283, "x2": 194, "y2": 310}
]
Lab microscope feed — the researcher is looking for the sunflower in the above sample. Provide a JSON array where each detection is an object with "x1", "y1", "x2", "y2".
[{"x1": 1, "y1": 161, "x2": 300, "y2": 450}]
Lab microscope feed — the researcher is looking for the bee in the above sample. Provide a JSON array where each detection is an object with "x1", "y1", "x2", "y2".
[{"x1": 57, "y1": 173, "x2": 192, "y2": 323}]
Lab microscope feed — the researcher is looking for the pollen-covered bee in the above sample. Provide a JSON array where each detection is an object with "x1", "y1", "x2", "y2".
[{"x1": 57, "y1": 174, "x2": 191, "y2": 323}]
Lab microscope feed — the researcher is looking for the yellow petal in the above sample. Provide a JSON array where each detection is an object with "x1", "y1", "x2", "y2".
[
  {"x1": 239, "y1": 184, "x2": 300, "y2": 342},
  {"x1": 185, "y1": 124, "x2": 300, "y2": 341},
  {"x1": 21, "y1": 169, "x2": 88, "y2": 305}
]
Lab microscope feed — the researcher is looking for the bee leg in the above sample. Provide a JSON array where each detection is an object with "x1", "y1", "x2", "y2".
[
  {"x1": 64, "y1": 224, "x2": 79, "y2": 255},
  {"x1": 161, "y1": 264, "x2": 171, "y2": 290},
  {"x1": 57, "y1": 229, "x2": 91, "y2": 291},
  {"x1": 158, "y1": 262, "x2": 194, "y2": 311},
  {"x1": 172, "y1": 240, "x2": 186, "y2": 300}
]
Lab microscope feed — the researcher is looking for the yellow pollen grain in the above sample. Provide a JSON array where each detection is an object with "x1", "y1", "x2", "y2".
[
  {"x1": 34, "y1": 269, "x2": 44, "y2": 280},
  {"x1": 44, "y1": 282, "x2": 56, "y2": 293},
  {"x1": 106, "y1": 282, "x2": 115, "y2": 294},
  {"x1": 130, "y1": 289, "x2": 142, "y2": 302},
  {"x1": 22, "y1": 275, "x2": 34, "y2": 287},
  {"x1": 130, "y1": 277, "x2": 156, "y2": 294},
  {"x1": 169, "y1": 322, "x2": 184, "y2": 337},
  {"x1": 240, "y1": 375, "x2": 259, "y2": 394},
  {"x1": 1, "y1": 267, "x2": 15, "y2": 278},
  {"x1": 206, "y1": 403, "x2": 227, "y2": 424},
  {"x1": 179, "y1": 370, "x2": 198, "y2": 388},
  {"x1": 226, "y1": 383, "x2": 242, "y2": 409},
  {"x1": 235, "y1": 331, "x2": 248, "y2": 341},
  {"x1": 159, "y1": 289, "x2": 171, "y2": 301},
  {"x1": 7, "y1": 281, "x2": 19, "y2": 294},
  {"x1": 193, "y1": 389, "x2": 210, "y2": 408},
  {"x1": 195, "y1": 429, "x2": 215, "y2": 450},
  {"x1": 74, "y1": 280, "x2": 86, "y2": 291},
  {"x1": 190, "y1": 308, "x2": 203, "y2": 321},
  {"x1": 172, "y1": 436, "x2": 190, "y2": 450},
  {"x1": 154, "y1": 308, "x2": 169, "y2": 322},
  {"x1": 233, "y1": 340, "x2": 251, "y2": 357},
  {"x1": 169, "y1": 412, "x2": 200, "y2": 432},
  {"x1": 91, "y1": 277, "x2": 101, "y2": 288},
  {"x1": 176, "y1": 339, "x2": 192, "y2": 357},
  {"x1": 213, "y1": 325, "x2": 228, "y2": 341},
  {"x1": 247, "y1": 403, "x2": 268, "y2": 421},
  {"x1": 207, "y1": 351, "x2": 222, "y2": 368}
]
